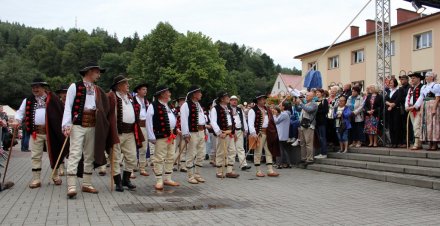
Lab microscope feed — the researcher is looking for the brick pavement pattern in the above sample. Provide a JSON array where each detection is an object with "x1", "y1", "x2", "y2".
[{"x1": 0, "y1": 148, "x2": 439, "y2": 226}]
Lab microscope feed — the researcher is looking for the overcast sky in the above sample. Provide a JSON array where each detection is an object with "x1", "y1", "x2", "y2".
[{"x1": 1, "y1": 0, "x2": 438, "y2": 69}]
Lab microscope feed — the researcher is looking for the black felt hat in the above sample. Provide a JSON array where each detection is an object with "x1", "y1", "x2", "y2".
[
  {"x1": 55, "y1": 84, "x2": 69, "y2": 93},
  {"x1": 154, "y1": 85, "x2": 170, "y2": 96},
  {"x1": 408, "y1": 72, "x2": 424, "y2": 79},
  {"x1": 133, "y1": 83, "x2": 148, "y2": 93},
  {"x1": 30, "y1": 78, "x2": 49, "y2": 87},
  {"x1": 111, "y1": 75, "x2": 131, "y2": 90},
  {"x1": 79, "y1": 62, "x2": 106, "y2": 76}
]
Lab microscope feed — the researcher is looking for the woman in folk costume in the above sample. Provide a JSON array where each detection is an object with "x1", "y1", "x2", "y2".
[
  {"x1": 146, "y1": 85, "x2": 180, "y2": 190},
  {"x1": 14, "y1": 78, "x2": 67, "y2": 188},
  {"x1": 419, "y1": 72, "x2": 440, "y2": 150},
  {"x1": 247, "y1": 93, "x2": 280, "y2": 177}
]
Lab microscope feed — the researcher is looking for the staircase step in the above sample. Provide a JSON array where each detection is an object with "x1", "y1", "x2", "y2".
[
  {"x1": 316, "y1": 158, "x2": 440, "y2": 177},
  {"x1": 307, "y1": 164, "x2": 440, "y2": 190},
  {"x1": 328, "y1": 153, "x2": 440, "y2": 168},
  {"x1": 349, "y1": 147, "x2": 440, "y2": 159}
]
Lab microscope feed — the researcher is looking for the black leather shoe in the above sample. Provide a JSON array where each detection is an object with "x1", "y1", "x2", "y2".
[
  {"x1": 113, "y1": 175, "x2": 124, "y2": 192},
  {"x1": 122, "y1": 171, "x2": 136, "y2": 190}
]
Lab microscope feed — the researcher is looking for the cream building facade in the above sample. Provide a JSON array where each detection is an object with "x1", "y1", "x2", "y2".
[{"x1": 294, "y1": 9, "x2": 440, "y2": 89}]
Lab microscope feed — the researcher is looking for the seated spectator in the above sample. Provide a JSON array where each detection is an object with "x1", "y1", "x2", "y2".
[{"x1": 334, "y1": 96, "x2": 352, "y2": 153}]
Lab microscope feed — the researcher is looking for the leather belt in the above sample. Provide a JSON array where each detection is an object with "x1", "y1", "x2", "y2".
[
  {"x1": 82, "y1": 110, "x2": 96, "y2": 127},
  {"x1": 261, "y1": 128, "x2": 268, "y2": 134},
  {"x1": 35, "y1": 125, "x2": 46, "y2": 134},
  {"x1": 119, "y1": 122, "x2": 134, "y2": 134},
  {"x1": 139, "y1": 120, "x2": 146, "y2": 127},
  {"x1": 198, "y1": 125, "x2": 205, "y2": 131}
]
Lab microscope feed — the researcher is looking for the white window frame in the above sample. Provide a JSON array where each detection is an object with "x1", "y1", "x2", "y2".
[
  {"x1": 328, "y1": 56, "x2": 339, "y2": 69},
  {"x1": 385, "y1": 41, "x2": 395, "y2": 57},
  {"x1": 352, "y1": 49, "x2": 364, "y2": 64},
  {"x1": 414, "y1": 31, "x2": 432, "y2": 50},
  {"x1": 308, "y1": 62, "x2": 317, "y2": 71}
]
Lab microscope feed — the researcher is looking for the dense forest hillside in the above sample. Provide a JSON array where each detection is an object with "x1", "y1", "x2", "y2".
[{"x1": 0, "y1": 21, "x2": 300, "y2": 107}]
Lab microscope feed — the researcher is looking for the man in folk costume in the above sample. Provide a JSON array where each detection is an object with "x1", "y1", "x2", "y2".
[
  {"x1": 172, "y1": 96, "x2": 187, "y2": 172},
  {"x1": 132, "y1": 83, "x2": 151, "y2": 177},
  {"x1": 209, "y1": 91, "x2": 240, "y2": 179},
  {"x1": 247, "y1": 93, "x2": 280, "y2": 177},
  {"x1": 180, "y1": 85, "x2": 207, "y2": 184},
  {"x1": 107, "y1": 75, "x2": 144, "y2": 191},
  {"x1": 56, "y1": 85, "x2": 69, "y2": 105},
  {"x1": 418, "y1": 72, "x2": 440, "y2": 150},
  {"x1": 62, "y1": 62, "x2": 117, "y2": 198},
  {"x1": 229, "y1": 95, "x2": 251, "y2": 171},
  {"x1": 14, "y1": 78, "x2": 67, "y2": 188},
  {"x1": 146, "y1": 85, "x2": 180, "y2": 190},
  {"x1": 405, "y1": 72, "x2": 425, "y2": 150},
  {"x1": 397, "y1": 74, "x2": 411, "y2": 148}
]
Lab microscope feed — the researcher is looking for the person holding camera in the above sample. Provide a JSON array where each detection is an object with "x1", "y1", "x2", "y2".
[{"x1": 297, "y1": 92, "x2": 318, "y2": 164}]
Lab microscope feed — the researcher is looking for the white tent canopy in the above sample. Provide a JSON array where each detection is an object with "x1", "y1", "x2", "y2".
[{"x1": 0, "y1": 105, "x2": 16, "y2": 119}]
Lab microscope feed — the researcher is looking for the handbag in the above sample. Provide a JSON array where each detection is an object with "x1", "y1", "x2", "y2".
[
  {"x1": 338, "y1": 119, "x2": 346, "y2": 134},
  {"x1": 300, "y1": 113, "x2": 316, "y2": 129},
  {"x1": 248, "y1": 135, "x2": 259, "y2": 150}
]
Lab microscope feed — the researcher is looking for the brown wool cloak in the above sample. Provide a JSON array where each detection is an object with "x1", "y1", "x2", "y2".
[
  {"x1": 45, "y1": 92, "x2": 69, "y2": 169},
  {"x1": 265, "y1": 107, "x2": 280, "y2": 157},
  {"x1": 94, "y1": 87, "x2": 119, "y2": 168}
]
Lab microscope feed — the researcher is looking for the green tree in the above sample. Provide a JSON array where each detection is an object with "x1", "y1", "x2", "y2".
[
  {"x1": 163, "y1": 31, "x2": 230, "y2": 102},
  {"x1": 0, "y1": 50, "x2": 41, "y2": 108},
  {"x1": 98, "y1": 51, "x2": 133, "y2": 90},
  {"x1": 25, "y1": 34, "x2": 60, "y2": 76},
  {"x1": 128, "y1": 22, "x2": 180, "y2": 88}
]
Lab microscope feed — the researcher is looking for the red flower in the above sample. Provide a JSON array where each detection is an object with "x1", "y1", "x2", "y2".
[
  {"x1": 164, "y1": 134, "x2": 168, "y2": 137},
  {"x1": 162, "y1": 128, "x2": 165, "y2": 132},
  {"x1": 76, "y1": 99, "x2": 80, "y2": 103},
  {"x1": 78, "y1": 86, "x2": 84, "y2": 90},
  {"x1": 160, "y1": 117, "x2": 164, "y2": 120},
  {"x1": 159, "y1": 111, "x2": 163, "y2": 114},
  {"x1": 26, "y1": 111, "x2": 30, "y2": 115},
  {"x1": 161, "y1": 122, "x2": 165, "y2": 126}
]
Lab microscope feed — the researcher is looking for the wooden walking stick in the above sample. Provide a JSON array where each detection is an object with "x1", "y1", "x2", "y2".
[
  {"x1": 49, "y1": 136, "x2": 69, "y2": 184},
  {"x1": 239, "y1": 134, "x2": 260, "y2": 168},
  {"x1": 406, "y1": 112, "x2": 411, "y2": 150},
  {"x1": 173, "y1": 141, "x2": 187, "y2": 166},
  {"x1": 110, "y1": 146, "x2": 115, "y2": 191},
  {"x1": 2, "y1": 126, "x2": 17, "y2": 185},
  {"x1": 222, "y1": 137, "x2": 227, "y2": 179}
]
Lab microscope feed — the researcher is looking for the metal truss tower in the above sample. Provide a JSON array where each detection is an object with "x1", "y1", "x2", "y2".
[
  {"x1": 376, "y1": 0, "x2": 391, "y2": 145},
  {"x1": 375, "y1": 0, "x2": 392, "y2": 92}
]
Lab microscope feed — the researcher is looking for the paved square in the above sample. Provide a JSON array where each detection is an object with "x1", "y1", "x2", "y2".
[{"x1": 1, "y1": 148, "x2": 440, "y2": 226}]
